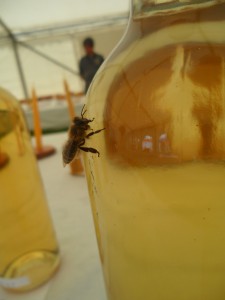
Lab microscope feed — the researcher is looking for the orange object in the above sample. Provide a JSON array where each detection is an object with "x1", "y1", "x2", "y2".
[
  {"x1": 69, "y1": 156, "x2": 84, "y2": 175},
  {"x1": 64, "y1": 79, "x2": 75, "y2": 120},
  {"x1": 0, "y1": 150, "x2": 9, "y2": 169},
  {"x1": 63, "y1": 79, "x2": 84, "y2": 175},
  {"x1": 31, "y1": 87, "x2": 56, "y2": 159},
  {"x1": 32, "y1": 88, "x2": 42, "y2": 151}
]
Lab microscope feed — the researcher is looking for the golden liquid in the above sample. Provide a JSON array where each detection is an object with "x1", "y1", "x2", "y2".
[
  {"x1": 84, "y1": 3, "x2": 225, "y2": 300},
  {"x1": 0, "y1": 92, "x2": 59, "y2": 292}
]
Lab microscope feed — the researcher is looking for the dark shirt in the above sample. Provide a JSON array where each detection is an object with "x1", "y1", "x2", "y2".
[{"x1": 79, "y1": 53, "x2": 104, "y2": 93}]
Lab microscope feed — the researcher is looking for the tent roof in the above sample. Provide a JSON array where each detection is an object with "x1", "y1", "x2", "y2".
[
  {"x1": 0, "y1": 0, "x2": 130, "y2": 99},
  {"x1": 0, "y1": 0, "x2": 130, "y2": 32}
]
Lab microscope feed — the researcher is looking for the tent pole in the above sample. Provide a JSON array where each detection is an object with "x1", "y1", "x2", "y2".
[
  {"x1": 12, "y1": 40, "x2": 29, "y2": 99},
  {"x1": 0, "y1": 19, "x2": 28, "y2": 99},
  {"x1": 18, "y1": 41, "x2": 79, "y2": 76}
]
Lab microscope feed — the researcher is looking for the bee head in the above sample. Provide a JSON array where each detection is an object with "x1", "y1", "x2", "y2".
[{"x1": 73, "y1": 116, "x2": 91, "y2": 129}]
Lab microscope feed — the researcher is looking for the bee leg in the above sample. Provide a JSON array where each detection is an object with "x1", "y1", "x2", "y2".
[
  {"x1": 79, "y1": 146, "x2": 100, "y2": 157},
  {"x1": 87, "y1": 118, "x2": 95, "y2": 124},
  {"x1": 86, "y1": 128, "x2": 105, "y2": 138},
  {"x1": 79, "y1": 139, "x2": 85, "y2": 146}
]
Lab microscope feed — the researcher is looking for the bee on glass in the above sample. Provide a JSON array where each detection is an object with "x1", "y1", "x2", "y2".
[{"x1": 62, "y1": 105, "x2": 105, "y2": 166}]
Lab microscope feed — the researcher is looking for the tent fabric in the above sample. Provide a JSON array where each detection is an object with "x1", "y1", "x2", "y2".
[
  {"x1": 0, "y1": 1, "x2": 130, "y2": 100},
  {"x1": 0, "y1": 0, "x2": 130, "y2": 31}
]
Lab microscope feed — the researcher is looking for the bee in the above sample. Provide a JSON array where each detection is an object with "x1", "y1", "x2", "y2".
[{"x1": 62, "y1": 105, "x2": 105, "y2": 166}]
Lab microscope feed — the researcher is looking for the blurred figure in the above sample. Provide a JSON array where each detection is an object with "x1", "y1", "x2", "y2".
[{"x1": 79, "y1": 37, "x2": 104, "y2": 94}]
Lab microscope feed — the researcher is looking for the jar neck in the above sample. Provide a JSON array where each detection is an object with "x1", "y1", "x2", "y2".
[{"x1": 131, "y1": 0, "x2": 224, "y2": 19}]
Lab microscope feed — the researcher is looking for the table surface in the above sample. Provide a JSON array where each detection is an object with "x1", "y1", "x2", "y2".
[{"x1": 0, "y1": 132, "x2": 107, "y2": 300}]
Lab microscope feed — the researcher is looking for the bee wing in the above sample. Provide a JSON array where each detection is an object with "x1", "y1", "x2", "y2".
[
  {"x1": 62, "y1": 150, "x2": 81, "y2": 167},
  {"x1": 62, "y1": 138, "x2": 78, "y2": 167},
  {"x1": 62, "y1": 141, "x2": 69, "y2": 167}
]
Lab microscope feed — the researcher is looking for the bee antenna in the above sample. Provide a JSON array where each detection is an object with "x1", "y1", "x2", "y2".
[{"x1": 81, "y1": 104, "x2": 87, "y2": 118}]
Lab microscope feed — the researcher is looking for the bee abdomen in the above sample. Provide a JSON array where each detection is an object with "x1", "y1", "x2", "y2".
[{"x1": 62, "y1": 139, "x2": 78, "y2": 165}]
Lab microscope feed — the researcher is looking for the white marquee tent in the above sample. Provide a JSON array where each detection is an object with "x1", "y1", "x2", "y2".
[{"x1": 0, "y1": 0, "x2": 130, "y2": 100}]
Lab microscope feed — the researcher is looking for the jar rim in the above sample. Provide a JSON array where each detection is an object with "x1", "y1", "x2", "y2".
[{"x1": 132, "y1": 0, "x2": 225, "y2": 19}]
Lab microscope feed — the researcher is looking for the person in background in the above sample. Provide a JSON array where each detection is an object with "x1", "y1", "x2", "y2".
[{"x1": 79, "y1": 37, "x2": 104, "y2": 94}]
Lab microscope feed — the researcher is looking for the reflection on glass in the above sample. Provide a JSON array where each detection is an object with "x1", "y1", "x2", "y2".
[{"x1": 105, "y1": 43, "x2": 225, "y2": 166}]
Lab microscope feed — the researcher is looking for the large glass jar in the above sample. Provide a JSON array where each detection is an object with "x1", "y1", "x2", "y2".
[
  {"x1": 83, "y1": 1, "x2": 225, "y2": 299},
  {"x1": 0, "y1": 88, "x2": 60, "y2": 292}
]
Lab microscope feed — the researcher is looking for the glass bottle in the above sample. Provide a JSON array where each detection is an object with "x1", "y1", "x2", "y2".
[
  {"x1": 83, "y1": 1, "x2": 225, "y2": 299},
  {"x1": 0, "y1": 88, "x2": 60, "y2": 292}
]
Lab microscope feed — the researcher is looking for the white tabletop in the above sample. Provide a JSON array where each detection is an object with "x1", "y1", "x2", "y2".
[{"x1": 0, "y1": 132, "x2": 107, "y2": 300}]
